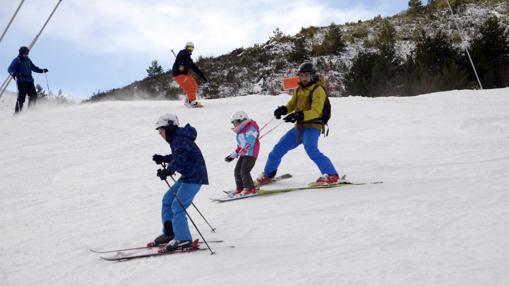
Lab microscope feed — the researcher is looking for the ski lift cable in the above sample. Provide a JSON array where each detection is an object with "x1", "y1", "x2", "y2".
[{"x1": 0, "y1": 0, "x2": 25, "y2": 45}]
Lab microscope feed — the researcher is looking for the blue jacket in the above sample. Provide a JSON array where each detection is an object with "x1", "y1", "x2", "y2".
[
  {"x1": 8, "y1": 56, "x2": 44, "y2": 83},
  {"x1": 171, "y1": 49, "x2": 206, "y2": 80},
  {"x1": 165, "y1": 124, "x2": 209, "y2": 185}
]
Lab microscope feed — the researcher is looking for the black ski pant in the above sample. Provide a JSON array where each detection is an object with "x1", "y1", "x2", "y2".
[
  {"x1": 234, "y1": 156, "x2": 257, "y2": 189},
  {"x1": 15, "y1": 81, "x2": 37, "y2": 113}
]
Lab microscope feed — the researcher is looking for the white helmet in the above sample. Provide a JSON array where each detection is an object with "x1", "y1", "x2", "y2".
[
  {"x1": 155, "y1": 113, "x2": 179, "y2": 130},
  {"x1": 230, "y1": 110, "x2": 249, "y2": 123},
  {"x1": 185, "y1": 41, "x2": 194, "y2": 49}
]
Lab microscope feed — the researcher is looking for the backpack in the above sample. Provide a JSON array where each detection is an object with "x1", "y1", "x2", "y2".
[{"x1": 309, "y1": 83, "x2": 331, "y2": 136}]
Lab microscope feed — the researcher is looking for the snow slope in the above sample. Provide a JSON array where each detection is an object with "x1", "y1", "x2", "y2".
[
  {"x1": 0, "y1": 91, "x2": 16, "y2": 119},
  {"x1": 1, "y1": 89, "x2": 509, "y2": 286}
]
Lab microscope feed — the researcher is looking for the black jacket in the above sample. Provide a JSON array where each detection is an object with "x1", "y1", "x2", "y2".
[{"x1": 171, "y1": 49, "x2": 206, "y2": 81}]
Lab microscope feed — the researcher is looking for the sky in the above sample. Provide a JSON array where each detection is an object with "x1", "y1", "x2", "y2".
[{"x1": 0, "y1": 0, "x2": 409, "y2": 100}]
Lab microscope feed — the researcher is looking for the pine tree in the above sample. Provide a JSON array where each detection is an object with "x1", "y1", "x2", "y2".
[
  {"x1": 414, "y1": 30, "x2": 460, "y2": 74},
  {"x1": 146, "y1": 60, "x2": 163, "y2": 77},
  {"x1": 287, "y1": 36, "x2": 310, "y2": 63},
  {"x1": 35, "y1": 84, "x2": 47, "y2": 98},
  {"x1": 376, "y1": 20, "x2": 397, "y2": 60},
  {"x1": 470, "y1": 16, "x2": 509, "y2": 88},
  {"x1": 408, "y1": 0, "x2": 424, "y2": 15},
  {"x1": 344, "y1": 51, "x2": 378, "y2": 97},
  {"x1": 322, "y1": 23, "x2": 346, "y2": 55}
]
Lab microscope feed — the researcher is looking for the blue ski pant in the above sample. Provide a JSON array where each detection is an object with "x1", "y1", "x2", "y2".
[
  {"x1": 264, "y1": 127, "x2": 337, "y2": 176},
  {"x1": 161, "y1": 180, "x2": 201, "y2": 241}
]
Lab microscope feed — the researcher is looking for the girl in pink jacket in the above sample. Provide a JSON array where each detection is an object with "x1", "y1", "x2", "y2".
[{"x1": 225, "y1": 111, "x2": 260, "y2": 195}]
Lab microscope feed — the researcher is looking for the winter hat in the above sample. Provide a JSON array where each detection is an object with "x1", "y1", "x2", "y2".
[{"x1": 19, "y1": 46, "x2": 29, "y2": 55}]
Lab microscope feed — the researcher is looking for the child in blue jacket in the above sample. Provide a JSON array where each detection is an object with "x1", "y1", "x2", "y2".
[{"x1": 148, "y1": 113, "x2": 208, "y2": 251}]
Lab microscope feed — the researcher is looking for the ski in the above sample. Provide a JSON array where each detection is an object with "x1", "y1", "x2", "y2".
[
  {"x1": 260, "y1": 180, "x2": 383, "y2": 193},
  {"x1": 90, "y1": 239, "x2": 224, "y2": 254},
  {"x1": 100, "y1": 239, "x2": 203, "y2": 261},
  {"x1": 212, "y1": 193, "x2": 260, "y2": 202},
  {"x1": 213, "y1": 179, "x2": 382, "y2": 202},
  {"x1": 222, "y1": 173, "x2": 292, "y2": 195}
]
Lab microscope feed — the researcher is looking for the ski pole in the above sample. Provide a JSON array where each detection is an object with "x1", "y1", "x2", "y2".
[
  {"x1": 259, "y1": 120, "x2": 284, "y2": 140},
  {"x1": 169, "y1": 175, "x2": 216, "y2": 233},
  {"x1": 161, "y1": 163, "x2": 216, "y2": 232},
  {"x1": 162, "y1": 177, "x2": 215, "y2": 255},
  {"x1": 44, "y1": 72, "x2": 51, "y2": 96},
  {"x1": 259, "y1": 117, "x2": 275, "y2": 132}
]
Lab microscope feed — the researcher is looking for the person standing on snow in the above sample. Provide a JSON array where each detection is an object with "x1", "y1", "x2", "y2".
[
  {"x1": 7, "y1": 46, "x2": 48, "y2": 113},
  {"x1": 225, "y1": 111, "x2": 260, "y2": 196},
  {"x1": 256, "y1": 62, "x2": 340, "y2": 186},
  {"x1": 172, "y1": 42, "x2": 208, "y2": 108},
  {"x1": 148, "y1": 113, "x2": 209, "y2": 251}
]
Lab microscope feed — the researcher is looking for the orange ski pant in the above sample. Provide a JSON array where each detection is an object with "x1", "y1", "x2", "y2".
[{"x1": 174, "y1": 75, "x2": 197, "y2": 102}]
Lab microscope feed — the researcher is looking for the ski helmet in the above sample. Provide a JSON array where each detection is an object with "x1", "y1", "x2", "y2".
[
  {"x1": 155, "y1": 113, "x2": 179, "y2": 130},
  {"x1": 185, "y1": 41, "x2": 194, "y2": 50},
  {"x1": 19, "y1": 46, "x2": 29, "y2": 55},
  {"x1": 298, "y1": 62, "x2": 316, "y2": 75},
  {"x1": 230, "y1": 110, "x2": 249, "y2": 123}
]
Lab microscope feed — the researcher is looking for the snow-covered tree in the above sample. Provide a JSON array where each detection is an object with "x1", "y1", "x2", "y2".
[{"x1": 146, "y1": 60, "x2": 163, "y2": 77}]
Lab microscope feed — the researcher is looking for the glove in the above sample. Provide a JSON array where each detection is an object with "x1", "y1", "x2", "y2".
[
  {"x1": 152, "y1": 154, "x2": 165, "y2": 164},
  {"x1": 10, "y1": 73, "x2": 17, "y2": 80},
  {"x1": 202, "y1": 76, "x2": 208, "y2": 83},
  {"x1": 224, "y1": 152, "x2": 237, "y2": 162},
  {"x1": 156, "y1": 168, "x2": 173, "y2": 180},
  {"x1": 283, "y1": 111, "x2": 304, "y2": 123},
  {"x1": 42, "y1": 68, "x2": 48, "y2": 73},
  {"x1": 274, "y1": 106, "x2": 288, "y2": 119}
]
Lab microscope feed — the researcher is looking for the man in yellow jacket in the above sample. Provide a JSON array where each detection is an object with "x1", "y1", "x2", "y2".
[{"x1": 257, "y1": 62, "x2": 339, "y2": 186}]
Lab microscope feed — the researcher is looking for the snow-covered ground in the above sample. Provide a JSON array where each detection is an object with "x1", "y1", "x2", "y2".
[{"x1": 1, "y1": 89, "x2": 509, "y2": 286}]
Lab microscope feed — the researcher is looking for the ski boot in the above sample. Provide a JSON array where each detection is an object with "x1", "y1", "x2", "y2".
[
  {"x1": 256, "y1": 172, "x2": 273, "y2": 186},
  {"x1": 231, "y1": 187, "x2": 243, "y2": 196},
  {"x1": 147, "y1": 234, "x2": 174, "y2": 247},
  {"x1": 160, "y1": 239, "x2": 193, "y2": 253},
  {"x1": 184, "y1": 99, "x2": 203, "y2": 108},
  {"x1": 314, "y1": 174, "x2": 340, "y2": 186},
  {"x1": 240, "y1": 187, "x2": 257, "y2": 196}
]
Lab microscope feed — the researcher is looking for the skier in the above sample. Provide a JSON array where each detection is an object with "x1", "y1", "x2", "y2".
[
  {"x1": 172, "y1": 42, "x2": 208, "y2": 108},
  {"x1": 7, "y1": 46, "x2": 48, "y2": 113},
  {"x1": 256, "y1": 62, "x2": 340, "y2": 186},
  {"x1": 149, "y1": 113, "x2": 209, "y2": 251},
  {"x1": 225, "y1": 111, "x2": 260, "y2": 195}
]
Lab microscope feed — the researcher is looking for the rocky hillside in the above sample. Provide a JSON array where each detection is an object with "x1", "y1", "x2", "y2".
[{"x1": 86, "y1": 0, "x2": 508, "y2": 102}]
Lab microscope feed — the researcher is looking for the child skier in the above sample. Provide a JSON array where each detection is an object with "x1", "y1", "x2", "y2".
[
  {"x1": 148, "y1": 113, "x2": 209, "y2": 251},
  {"x1": 225, "y1": 111, "x2": 260, "y2": 195}
]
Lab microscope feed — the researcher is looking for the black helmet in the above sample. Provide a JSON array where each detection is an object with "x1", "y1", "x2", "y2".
[
  {"x1": 19, "y1": 46, "x2": 29, "y2": 55},
  {"x1": 298, "y1": 62, "x2": 316, "y2": 74}
]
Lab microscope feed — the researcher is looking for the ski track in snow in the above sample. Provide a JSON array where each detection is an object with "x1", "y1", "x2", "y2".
[{"x1": 1, "y1": 89, "x2": 509, "y2": 286}]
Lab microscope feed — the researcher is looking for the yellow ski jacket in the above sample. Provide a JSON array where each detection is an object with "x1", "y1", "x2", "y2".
[{"x1": 286, "y1": 81, "x2": 326, "y2": 129}]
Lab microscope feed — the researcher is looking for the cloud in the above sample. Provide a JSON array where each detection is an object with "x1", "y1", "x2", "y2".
[{"x1": 2, "y1": 0, "x2": 385, "y2": 57}]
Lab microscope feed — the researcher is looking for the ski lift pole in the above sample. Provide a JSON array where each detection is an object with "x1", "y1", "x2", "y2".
[
  {"x1": 445, "y1": 0, "x2": 483, "y2": 90},
  {"x1": 161, "y1": 177, "x2": 215, "y2": 255}
]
